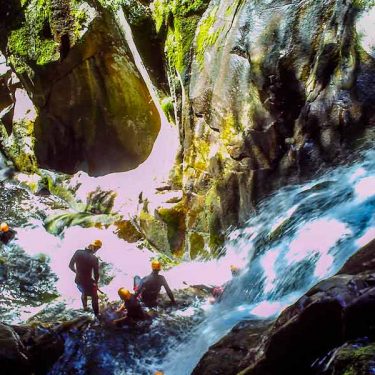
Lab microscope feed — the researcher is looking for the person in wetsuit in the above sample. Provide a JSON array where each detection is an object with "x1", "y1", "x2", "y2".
[
  {"x1": 0, "y1": 222, "x2": 16, "y2": 245},
  {"x1": 69, "y1": 239, "x2": 102, "y2": 316},
  {"x1": 135, "y1": 260, "x2": 175, "y2": 308},
  {"x1": 113, "y1": 288, "x2": 149, "y2": 325}
]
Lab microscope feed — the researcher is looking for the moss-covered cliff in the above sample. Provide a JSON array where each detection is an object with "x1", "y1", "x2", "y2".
[{"x1": 164, "y1": 0, "x2": 375, "y2": 255}]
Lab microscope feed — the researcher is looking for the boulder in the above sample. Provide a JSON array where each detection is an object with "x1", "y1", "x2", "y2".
[
  {"x1": 0, "y1": 0, "x2": 161, "y2": 176},
  {"x1": 0, "y1": 323, "x2": 29, "y2": 374}
]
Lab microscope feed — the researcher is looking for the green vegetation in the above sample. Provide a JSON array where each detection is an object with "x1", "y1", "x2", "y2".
[
  {"x1": 7, "y1": 0, "x2": 58, "y2": 73},
  {"x1": 196, "y1": 6, "x2": 223, "y2": 68},
  {"x1": 6, "y1": 0, "x2": 94, "y2": 74},
  {"x1": 161, "y1": 96, "x2": 175, "y2": 122},
  {"x1": 334, "y1": 343, "x2": 375, "y2": 375},
  {"x1": 152, "y1": 0, "x2": 210, "y2": 74},
  {"x1": 353, "y1": 0, "x2": 375, "y2": 10},
  {"x1": 97, "y1": 0, "x2": 124, "y2": 11}
]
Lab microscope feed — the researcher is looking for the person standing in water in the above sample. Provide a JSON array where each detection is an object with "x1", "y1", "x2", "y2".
[
  {"x1": 69, "y1": 239, "x2": 102, "y2": 317},
  {"x1": 135, "y1": 260, "x2": 176, "y2": 307}
]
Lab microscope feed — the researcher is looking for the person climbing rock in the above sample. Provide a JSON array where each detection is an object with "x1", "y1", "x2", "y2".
[
  {"x1": 230, "y1": 264, "x2": 241, "y2": 277},
  {"x1": 0, "y1": 222, "x2": 16, "y2": 245},
  {"x1": 210, "y1": 265, "x2": 242, "y2": 303},
  {"x1": 113, "y1": 288, "x2": 149, "y2": 325},
  {"x1": 134, "y1": 260, "x2": 176, "y2": 308},
  {"x1": 69, "y1": 239, "x2": 102, "y2": 317}
]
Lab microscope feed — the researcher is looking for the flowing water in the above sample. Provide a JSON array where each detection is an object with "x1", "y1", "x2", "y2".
[{"x1": 159, "y1": 143, "x2": 375, "y2": 375}]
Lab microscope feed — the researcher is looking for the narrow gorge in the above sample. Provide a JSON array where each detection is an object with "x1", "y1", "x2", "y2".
[{"x1": 0, "y1": 1, "x2": 374, "y2": 374}]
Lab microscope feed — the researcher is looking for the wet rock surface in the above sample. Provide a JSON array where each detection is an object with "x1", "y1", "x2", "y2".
[
  {"x1": 0, "y1": 317, "x2": 91, "y2": 375},
  {"x1": 193, "y1": 240, "x2": 375, "y2": 375},
  {"x1": 176, "y1": 0, "x2": 375, "y2": 252}
]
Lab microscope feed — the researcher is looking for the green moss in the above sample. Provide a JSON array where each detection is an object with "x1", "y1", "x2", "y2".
[
  {"x1": 152, "y1": 0, "x2": 210, "y2": 74},
  {"x1": 189, "y1": 232, "x2": 205, "y2": 259},
  {"x1": 97, "y1": 0, "x2": 125, "y2": 11},
  {"x1": 161, "y1": 95, "x2": 175, "y2": 122},
  {"x1": 333, "y1": 343, "x2": 375, "y2": 375},
  {"x1": 352, "y1": 0, "x2": 375, "y2": 10},
  {"x1": 225, "y1": 0, "x2": 240, "y2": 16},
  {"x1": 6, "y1": 0, "x2": 60, "y2": 73},
  {"x1": 196, "y1": 6, "x2": 222, "y2": 68},
  {"x1": 45, "y1": 211, "x2": 120, "y2": 235},
  {"x1": 157, "y1": 202, "x2": 186, "y2": 256}
]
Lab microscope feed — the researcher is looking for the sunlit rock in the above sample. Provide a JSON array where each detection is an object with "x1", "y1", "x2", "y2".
[{"x1": 161, "y1": 0, "x2": 375, "y2": 250}]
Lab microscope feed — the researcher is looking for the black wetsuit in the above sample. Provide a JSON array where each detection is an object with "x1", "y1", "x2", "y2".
[
  {"x1": 136, "y1": 271, "x2": 175, "y2": 307},
  {"x1": 0, "y1": 229, "x2": 16, "y2": 245},
  {"x1": 69, "y1": 248, "x2": 99, "y2": 315},
  {"x1": 69, "y1": 249, "x2": 99, "y2": 294},
  {"x1": 123, "y1": 295, "x2": 147, "y2": 320}
]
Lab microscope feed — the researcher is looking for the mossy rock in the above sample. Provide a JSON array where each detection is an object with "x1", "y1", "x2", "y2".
[
  {"x1": 139, "y1": 209, "x2": 171, "y2": 254},
  {"x1": 44, "y1": 211, "x2": 120, "y2": 235},
  {"x1": 326, "y1": 342, "x2": 375, "y2": 375},
  {"x1": 114, "y1": 220, "x2": 143, "y2": 243},
  {"x1": 156, "y1": 202, "x2": 186, "y2": 257},
  {"x1": 189, "y1": 232, "x2": 207, "y2": 260}
]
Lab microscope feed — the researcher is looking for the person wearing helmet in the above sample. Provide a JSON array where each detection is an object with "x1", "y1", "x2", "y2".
[
  {"x1": 230, "y1": 265, "x2": 241, "y2": 277},
  {"x1": 69, "y1": 240, "x2": 102, "y2": 316},
  {"x1": 135, "y1": 260, "x2": 176, "y2": 307},
  {"x1": 113, "y1": 288, "x2": 149, "y2": 325},
  {"x1": 210, "y1": 265, "x2": 242, "y2": 303},
  {"x1": 0, "y1": 222, "x2": 16, "y2": 245}
]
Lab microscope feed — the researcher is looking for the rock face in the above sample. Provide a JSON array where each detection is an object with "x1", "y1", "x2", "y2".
[
  {"x1": 0, "y1": 317, "x2": 91, "y2": 375},
  {"x1": 0, "y1": 0, "x2": 160, "y2": 176},
  {"x1": 0, "y1": 323, "x2": 29, "y2": 374},
  {"x1": 193, "y1": 239, "x2": 375, "y2": 375},
  {"x1": 0, "y1": 52, "x2": 38, "y2": 172},
  {"x1": 162, "y1": 0, "x2": 375, "y2": 253}
]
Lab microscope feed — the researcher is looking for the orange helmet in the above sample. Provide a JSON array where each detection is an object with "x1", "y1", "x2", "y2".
[
  {"x1": 151, "y1": 260, "x2": 161, "y2": 271},
  {"x1": 90, "y1": 239, "x2": 102, "y2": 249},
  {"x1": 0, "y1": 222, "x2": 9, "y2": 232},
  {"x1": 154, "y1": 372, "x2": 164, "y2": 375},
  {"x1": 118, "y1": 288, "x2": 132, "y2": 300}
]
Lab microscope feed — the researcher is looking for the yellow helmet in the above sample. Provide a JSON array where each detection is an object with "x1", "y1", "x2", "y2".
[
  {"x1": 0, "y1": 222, "x2": 9, "y2": 232},
  {"x1": 230, "y1": 265, "x2": 240, "y2": 275},
  {"x1": 118, "y1": 288, "x2": 132, "y2": 300},
  {"x1": 151, "y1": 260, "x2": 161, "y2": 271},
  {"x1": 90, "y1": 239, "x2": 102, "y2": 249}
]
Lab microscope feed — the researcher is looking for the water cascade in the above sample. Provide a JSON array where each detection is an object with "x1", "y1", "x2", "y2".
[{"x1": 160, "y1": 144, "x2": 375, "y2": 375}]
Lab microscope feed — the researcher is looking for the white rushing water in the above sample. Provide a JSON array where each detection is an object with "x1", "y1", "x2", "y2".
[{"x1": 160, "y1": 145, "x2": 375, "y2": 375}]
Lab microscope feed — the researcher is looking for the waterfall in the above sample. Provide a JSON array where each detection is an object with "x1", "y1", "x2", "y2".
[{"x1": 159, "y1": 144, "x2": 375, "y2": 375}]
